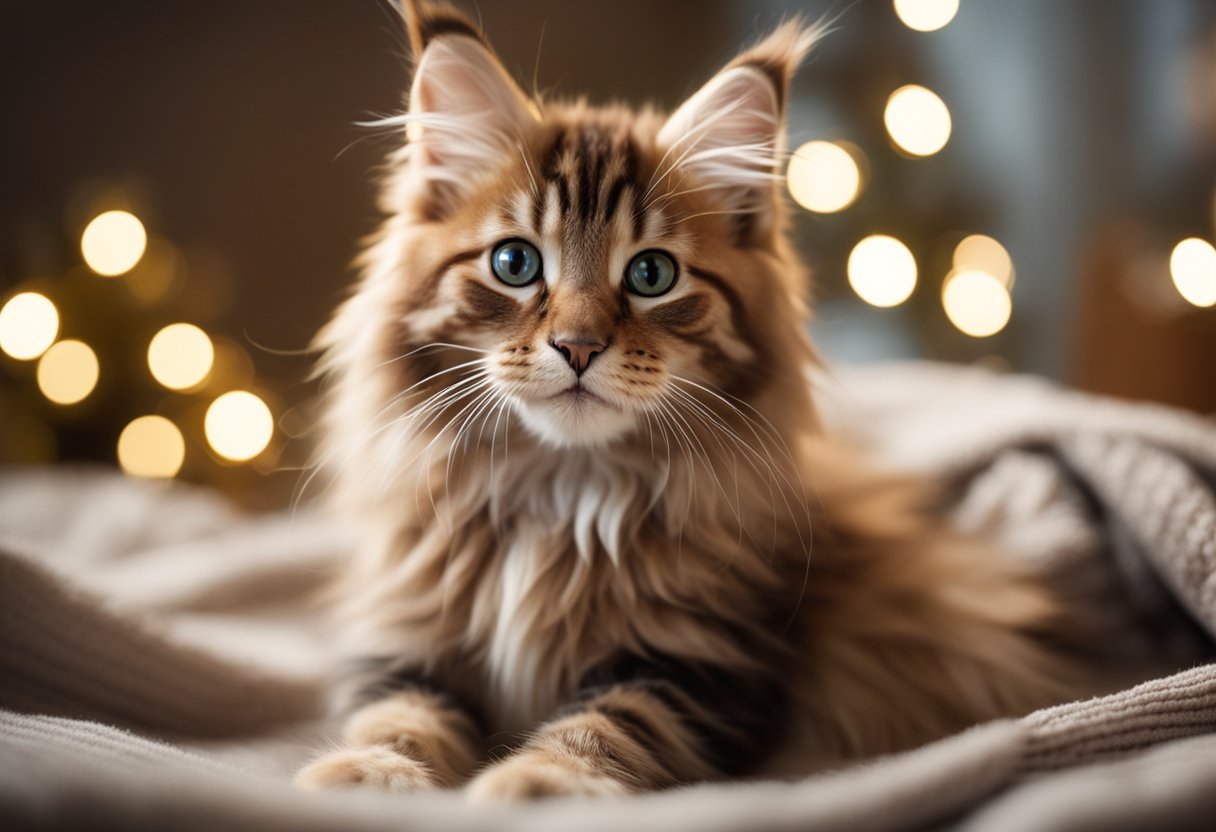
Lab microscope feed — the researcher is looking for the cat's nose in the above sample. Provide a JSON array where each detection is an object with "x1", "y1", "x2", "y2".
[{"x1": 550, "y1": 337, "x2": 607, "y2": 376}]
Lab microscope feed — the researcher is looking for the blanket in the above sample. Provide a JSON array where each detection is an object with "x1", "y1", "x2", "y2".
[{"x1": 3, "y1": 361, "x2": 1216, "y2": 831}]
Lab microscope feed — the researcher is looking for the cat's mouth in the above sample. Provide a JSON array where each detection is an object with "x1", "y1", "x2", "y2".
[
  {"x1": 513, "y1": 380, "x2": 635, "y2": 447},
  {"x1": 549, "y1": 384, "x2": 614, "y2": 408}
]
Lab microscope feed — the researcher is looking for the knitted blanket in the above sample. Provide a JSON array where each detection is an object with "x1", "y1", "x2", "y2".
[{"x1": 3, "y1": 362, "x2": 1216, "y2": 831}]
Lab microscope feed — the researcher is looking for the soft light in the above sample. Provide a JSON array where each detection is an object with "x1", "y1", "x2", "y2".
[
  {"x1": 1169, "y1": 237, "x2": 1216, "y2": 308},
  {"x1": 148, "y1": 323, "x2": 215, "y2": 390},
  {"x1": 117, "y1": 416, "x2": 185, "y2": 478},
  {"x1": 893, "y1": 0, "x2": 959, "y2": 32},
  {"x1": 787, "y1": 141, "x2": 863, "y2": 214},
  {"x1": 847, "y1": 235, "x2": 918, "y2": 307},
  {"x1": 81, "y1": 210, "x2": 147, "y2": 276},
  {"x1": 942, "y1": 270, "x2": 1012, "y2": 337},
  {"x1": 205, "y1": 391, "x2": 273, "y2": 461},
  {"x1": 37, "y1": 340, "x2": 99, "y2": 405},
  {"x1": 953, "y1": 234, "x2": 1015, "y2": 287},
  {"x1": 884, "y1": 85, "x2": 952, "y2": 157},
  {"x1": 0, "y1": 292, "x2": 60, "y2": 360}
]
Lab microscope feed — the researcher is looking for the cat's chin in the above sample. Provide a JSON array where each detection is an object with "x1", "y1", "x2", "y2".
[{"x1": 513, "y1": 395, "x2": 637, "y2": 449}]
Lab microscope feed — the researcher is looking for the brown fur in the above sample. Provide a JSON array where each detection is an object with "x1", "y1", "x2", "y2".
[{"x1": 296, "y1": 2, "x2": 1100, "y2": 799}]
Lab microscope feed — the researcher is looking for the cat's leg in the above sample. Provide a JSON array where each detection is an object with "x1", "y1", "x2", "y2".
[
  {"x1": 466, "y1": 655, "x2": 781, "y2": 801},
  {"x1": 295, "y1": 674, "x2": 481, "y2": 792}
]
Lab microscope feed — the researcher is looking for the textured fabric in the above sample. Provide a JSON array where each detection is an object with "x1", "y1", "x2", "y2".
[{"x1": 3, "y1": 362, "x2": 1216, "y2": 830}]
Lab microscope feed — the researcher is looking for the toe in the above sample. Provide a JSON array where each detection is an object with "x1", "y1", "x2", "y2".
[{"x1": 294, "y1": 745, "x2": 439, "y2": 793}]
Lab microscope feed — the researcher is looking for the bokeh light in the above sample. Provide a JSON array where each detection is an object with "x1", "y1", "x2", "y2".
[
  {"x1": 942, "y1": 270, "x2": 1012, "y2": 337},
  {"x1": 953, "y1": 234, "x2": 1015, "y2": 287},
  {"x1": 893, "y1": 0, "x2": 959, "y2": 32},
  {"x1": 884, "y1": 85, "x2": 952, "y2": 157},
  {"x1": 787, "y1": 141, "x2": 863, "y2": 214},
  {"x1": 148, "y1": 323, "x2": 215, "y2": 390},
  {"x1": 117, "y1": 416, "x2": 185, "y2": 478},
  {"x1": 1169, "y1": 237, "x2": 1216, "y2": 308},
  {"x1": 205, "y1": 391, "x2": 273, "y2": 461},
  {"x1": 0, "y1": 292, "x2": 60, "y2": 360},
  {"x1": 36, "y1": 340, "x2": 99, "y2": 405},
  {"x1": 847, "y1": 235, "x2": 918, "y2": 307},
  {"x1": 81, "y1": 210, "x2": 147, "y2": 276}
]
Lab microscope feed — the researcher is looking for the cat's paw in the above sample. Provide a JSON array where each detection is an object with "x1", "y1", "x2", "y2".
[
  {"x1": 465, "y1": 755, "x2": 630, "y2": 802},
  {"x1": 294, "y1": 745, "x2": 439, "y2": 792}
]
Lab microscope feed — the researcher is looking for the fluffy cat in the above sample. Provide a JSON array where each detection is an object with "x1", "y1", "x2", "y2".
[{"x1": 296, "y1": 1, "x2": 1088, "y2": 799}]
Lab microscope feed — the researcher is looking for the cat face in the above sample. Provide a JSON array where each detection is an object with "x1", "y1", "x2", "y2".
[
  {"x1": 405, "y1": 113, "x2": 776, "y2": 448},
  {"x1": 329, "y1": 18, "x2": 820, "y2": 452}
]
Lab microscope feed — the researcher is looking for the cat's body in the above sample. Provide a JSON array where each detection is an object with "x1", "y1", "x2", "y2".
[{"x1": 297, "y1": 2, "x2": 1093, "y2": 798}]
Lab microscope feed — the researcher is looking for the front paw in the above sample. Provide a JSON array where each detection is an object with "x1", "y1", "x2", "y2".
[
  {"x1": 294, "y1": 745, "x2": 439, "y2": 792},
  {"x1": 465, "y1": 755, "x2": 630, "y2": 802}
]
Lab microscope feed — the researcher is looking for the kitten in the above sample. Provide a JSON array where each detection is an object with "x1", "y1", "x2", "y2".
[{"x1": 296, "y1": 1, "x2": 1086, "y2": 799}]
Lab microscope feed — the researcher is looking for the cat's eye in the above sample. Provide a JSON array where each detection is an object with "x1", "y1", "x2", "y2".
[
  {"x1": 625, "y1": 250, "x2": 679, "y2": 297},
  {"x1": 491, "y1": 239, "x2": 543, "y2": 287}
]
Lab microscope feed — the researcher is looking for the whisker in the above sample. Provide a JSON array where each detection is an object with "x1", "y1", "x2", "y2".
[
  {"x1": 668, "y1": 375, "x2": 812, "y2": 547},
  {"x1": 668, "y1": 373, "x2": 817, "y2": 628},
  {"x1": 292, "y1": 364, "x2": 487, "y2": 511},
  {"x1": 515, "y1": 140, "x2": 540, "y2": 201}
]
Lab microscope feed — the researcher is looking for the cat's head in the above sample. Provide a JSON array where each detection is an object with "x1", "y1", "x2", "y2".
[{"x1": 321, "y1": 3, "x2": 821, "y2": 454}]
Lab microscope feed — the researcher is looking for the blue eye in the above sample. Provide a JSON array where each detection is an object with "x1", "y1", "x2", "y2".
[
  {"x1": 625, "y1": 250, "x2": 678, "y2": 296},
  {"x1": 491, "y1": 239, "x2": 542, "y2": 287}
]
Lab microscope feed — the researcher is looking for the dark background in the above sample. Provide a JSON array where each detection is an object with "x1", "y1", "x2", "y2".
[{"x1": 2, "y1": 1, "x2": 1214, "y2": 506}]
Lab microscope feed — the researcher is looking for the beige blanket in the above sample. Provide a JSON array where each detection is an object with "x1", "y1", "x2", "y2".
[{"x1": 3, "y1": 362, "x2": 1216, "y2": 830}]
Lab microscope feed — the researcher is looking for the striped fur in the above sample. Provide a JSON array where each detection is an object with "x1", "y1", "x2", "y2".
[{"x1": 296, "y1": 2, "x2": 1099, "y2": 799}]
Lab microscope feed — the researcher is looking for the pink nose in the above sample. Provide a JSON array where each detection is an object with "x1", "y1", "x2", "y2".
[{"x1": 550, "y1": 338, "x2": 607, "y2": 376}]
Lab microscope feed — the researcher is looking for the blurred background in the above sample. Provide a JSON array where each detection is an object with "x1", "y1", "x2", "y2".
[{"x1": 2, "y1": 0, "x2": 1214, "y2": 508}]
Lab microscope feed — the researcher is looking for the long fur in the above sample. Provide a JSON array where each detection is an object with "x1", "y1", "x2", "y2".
[{"x1": 296, "y1": 2, "x2": 1100, "y2": 798}]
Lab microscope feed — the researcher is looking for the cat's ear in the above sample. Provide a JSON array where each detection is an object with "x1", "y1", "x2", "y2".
[
  {"x1": 657, "y1": 21, "x2": 820, "y2": 240},
  {"x1": 402, "y1": 4, "x2": 537, "y2": 214}
]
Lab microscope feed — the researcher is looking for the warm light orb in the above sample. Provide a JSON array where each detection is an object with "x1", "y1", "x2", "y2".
[
  {"x1": 942, "y1": 270, "x2": 1012, "y2": 337},
  {"x1": 148, "y1": 323, "x2": 215, "y2": 390},
  {"x1": 117, "y1": 415, "x2": 185, "y2": 478},
  {"x1": 893, "y1": 0, "x2": 960, "y2": 32},
  {"x1": 787, "y1": 141, "x2": 863, "y2": 214},
  {"x1": 37, "y1": 340, "x2": 99, "y2": 405},
  {"x1": 847, "y1": 235, "x2": 918, "y2": 307},
  {"x1": 1169, "y1": 237, "x2": 1216, "y2": 308},
  {"x1": 0, "y1": 292, "x2": 60, "y2": 360},
  {"x1": 205, "y1": 391, "x2": 273, "y2": 461},
  {"x1": 81, "y1": 210, "x2": 147, "y2": 276},
  {"x1": 884, "y1": 85, "x2": 952, "y2": 157},
  {"x1": 953, "y1": 234, "x2": 1015, "y2": 287}
]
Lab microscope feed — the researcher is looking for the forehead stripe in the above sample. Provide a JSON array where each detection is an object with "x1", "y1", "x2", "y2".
[
  {"x1": 540, "y1": 126, "x2": 647, "y2": 232},
  {"x1": 576, "y1": 144, "x2": 595, "y2": 220},
  {"x1": 603, "y1": 139, "x2": 639, "y2": 225},
  {"x1": 530, "y1": 182, "x2": 547, "y2": 233}
]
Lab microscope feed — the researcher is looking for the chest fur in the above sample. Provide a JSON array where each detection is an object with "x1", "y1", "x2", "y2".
[{"x1": 342, "y1": 451, "x2": 793, "y2": 732}]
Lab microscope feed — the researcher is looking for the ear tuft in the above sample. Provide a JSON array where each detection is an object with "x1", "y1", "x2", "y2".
[
  {"x1": 401, "y1": 1, "x2": 488, "y2": 58},
  {"x1": 723, "y1": 18, "x2": 824, "y2": 110},
  {"x1": 656, "y1": 19, "x2": 824, "y2": 238},
  {"x1": 399, "y1": 23, "x2": 537, "y2": 216}
]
